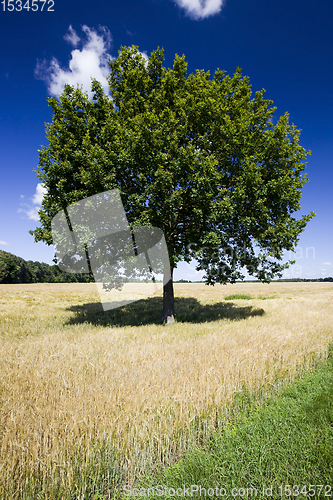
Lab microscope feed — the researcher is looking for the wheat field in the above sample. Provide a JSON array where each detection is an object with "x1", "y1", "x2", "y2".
[{"x1": 0, "y1": 281, "x2": 332, "y2": 498}]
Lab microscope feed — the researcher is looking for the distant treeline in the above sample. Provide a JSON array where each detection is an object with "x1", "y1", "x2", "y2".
[
  {"x1": 276, "y1": 277, "x2": 333, "y2": 282},
  {"x1": 242, "y1": 277, "x2": 333, "y2": 283},
  {"x1": 1, "y1": 250, "x2": 332, "y2": 284},
  {"x1": 0, "y1": 250, "x2": 94, "y2": 284}
]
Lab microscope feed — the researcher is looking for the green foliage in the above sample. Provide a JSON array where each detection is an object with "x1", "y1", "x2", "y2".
[
  {"x1": 30, "y1": 45, "x2": 315, "y2": 284},
  {"x1": 0, "y1": 251, "x2": 34, "y2": 284},
  {"x1": 0, "y1": 250, "x2": 93, "y2": 284}
]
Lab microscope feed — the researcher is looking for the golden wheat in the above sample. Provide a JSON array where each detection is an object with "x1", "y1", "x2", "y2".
[{"x1": 0, "y1": 282, "x2": 332, "y2": 495}]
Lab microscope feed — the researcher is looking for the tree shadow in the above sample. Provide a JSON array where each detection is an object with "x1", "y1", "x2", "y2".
[{"x1": 65, "y1": 296, "x2": 265, "y2": 327}]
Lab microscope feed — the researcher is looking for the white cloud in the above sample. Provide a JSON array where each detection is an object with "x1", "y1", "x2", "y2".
[
  {"x1": 19, "y1": 206, "x2": 40, "y2": 221},
  {"x1": 0, "y1": 240, "x2": 9, "y2": 246},
  {"x1": 322, "y1": 262, "x2": 332, "y2": 266},
  {"x1": 141, "y1": 51, "x2": 149, "y2": 67},
  {"x1": 173, "y1": 0, "x2": 225, "y2": 19},
  {"x1": 18, "y1": 206, "x2": 39, "y2": 221},
  {"x1": 35, "y1": 25, "x2": 114, "y2": 98},
  {"x1": 18, "y1": 183, "x2": 47, "y2": 221},
  {"x1": 63, "y1": 24, "x2": 80, "y2": 47},
  {"x1": 32, "y1": 183, "x2": 47, "y2": 205}
]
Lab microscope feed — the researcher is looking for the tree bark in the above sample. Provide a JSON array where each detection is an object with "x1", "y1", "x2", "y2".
[{"x1": 161, "y1": 268, "x2": 175, "y2": 324}]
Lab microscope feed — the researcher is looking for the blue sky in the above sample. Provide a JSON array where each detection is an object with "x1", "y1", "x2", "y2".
[{"x1": 1, "y1": 0, "x2": 332, "y2": 281}]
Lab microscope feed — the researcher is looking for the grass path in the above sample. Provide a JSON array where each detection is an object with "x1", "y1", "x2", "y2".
[{"x1": 136, "y1": 345, "x2": 333, "y2": 499}]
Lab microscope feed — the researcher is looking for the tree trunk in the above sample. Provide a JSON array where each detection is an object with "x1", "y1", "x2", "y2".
[{"x1": 161, "y1": 268, "x2": 175, "y2": 324}]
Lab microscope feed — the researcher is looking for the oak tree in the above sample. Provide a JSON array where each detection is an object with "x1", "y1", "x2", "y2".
[{"x1": 30, "y1": 46, "x2": 315, "y2": 323}]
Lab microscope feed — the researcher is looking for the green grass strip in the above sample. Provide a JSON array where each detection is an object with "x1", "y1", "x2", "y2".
[
  {"x1": 134, "y1": 346, "x2": 333, "y2": 499},
  {"x1": 224, "y1": 294, "x2": 253, "y2": 300}
]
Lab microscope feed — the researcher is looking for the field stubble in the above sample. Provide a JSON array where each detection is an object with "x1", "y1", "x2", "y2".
[{"x1": 0, "y1": 282, "x2": 332, "y2": 497}]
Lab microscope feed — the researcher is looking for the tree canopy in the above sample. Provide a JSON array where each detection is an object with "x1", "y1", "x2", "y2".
[{"x1": 30, "y1": 45, "x2": 315, "y2": 322}]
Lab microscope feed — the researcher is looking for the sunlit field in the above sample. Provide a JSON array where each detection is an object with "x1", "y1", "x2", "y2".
[{"x1": 0, "y1": 282, "x2": 332, "y2": 498}]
